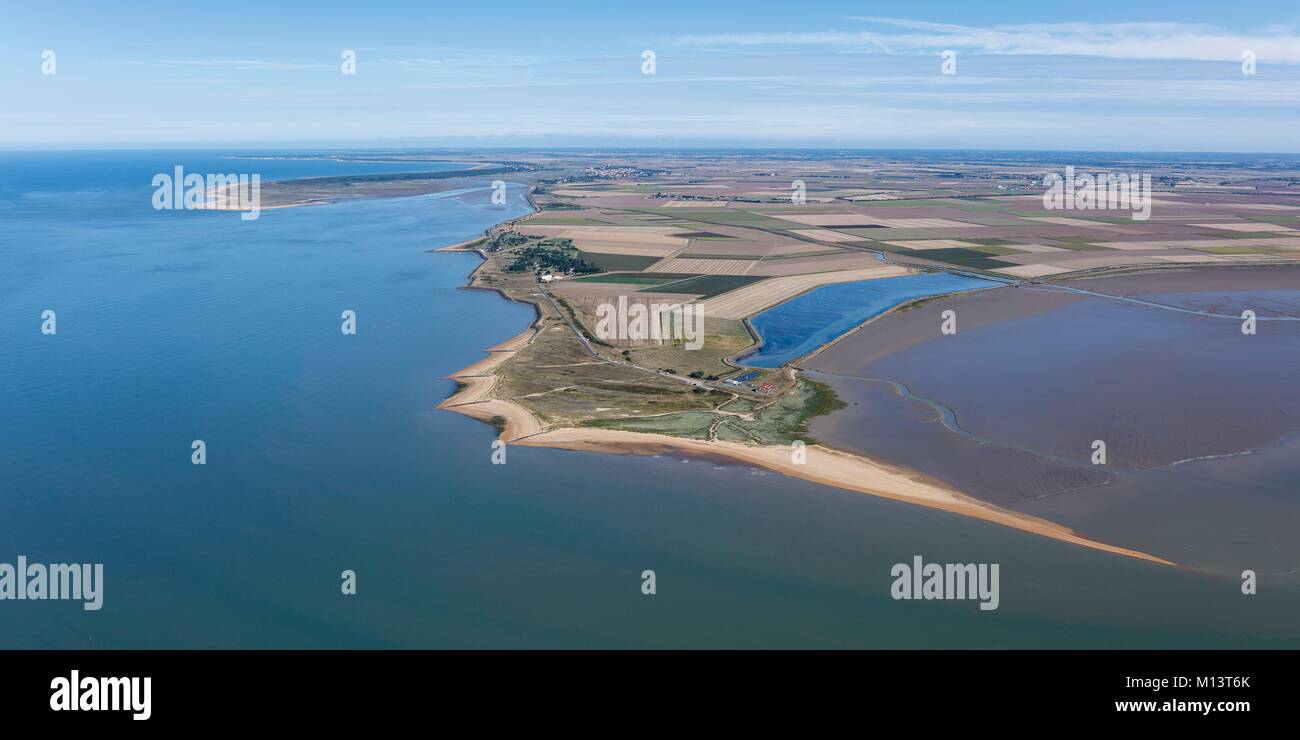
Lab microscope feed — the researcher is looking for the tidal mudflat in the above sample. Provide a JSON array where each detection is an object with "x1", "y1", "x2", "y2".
[{"x1": 807, "y1": 266, "x2": 1300, "y2": 573}]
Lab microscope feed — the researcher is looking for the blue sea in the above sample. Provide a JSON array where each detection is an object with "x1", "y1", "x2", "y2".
[
  {"x1": 2, "y1": 151, "x2": 1296, "y2": 648},
  {"x1": 742, "y1": 273, "x2": 1000, "y2": 367}
]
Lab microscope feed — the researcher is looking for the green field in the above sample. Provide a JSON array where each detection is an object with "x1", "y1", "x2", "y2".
[
  {"x1": 1049, "y1": 239, "x2": 1114, "y2": 251},
  {"x1": 1194, "y1": 231, "x2": 1294, "y2": 239},
  {"x1": 579, "y1": 252, "x2": 663, "y2": 272},
  {"x1": 901, "y1": 247, "x2": 1017, "y2": 269},
  {"x1": 525, "y1": 216, "x2": 616, "y2": 226},
  {"x1": 573, "y1": 272, "x2": 694, "y2": 285},
  {"x1": 1197, "y1": 245, "x2": 1297, "y2": 254},
  {"x1": 640, "y1": 274, "x2": 766, "y2": 298}
]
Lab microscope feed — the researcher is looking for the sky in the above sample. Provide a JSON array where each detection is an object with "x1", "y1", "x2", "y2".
[{"x1": 4, "y1": 0, "x2": 1300, "y2": 151}]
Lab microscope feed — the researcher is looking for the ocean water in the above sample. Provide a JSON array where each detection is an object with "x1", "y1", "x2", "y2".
[
  {"x1": 2, "y1": 152, "x2": 1297, "y2": 648},
  {"x1": 742, "y1": 273, "x2": 999, "y2": 368}
]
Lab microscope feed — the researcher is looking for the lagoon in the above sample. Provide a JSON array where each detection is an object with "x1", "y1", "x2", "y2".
[{"x1": 741, "y1": 272, "x2": 1000, "y2": 368}]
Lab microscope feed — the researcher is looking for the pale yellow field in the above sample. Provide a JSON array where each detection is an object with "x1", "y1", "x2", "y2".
[
  {"x1": 748, "y1": 253, "x2": 885, "y2": 276},
  {"x1": 1004, "y1": 243, "x2": 1071, "y2": 253},
  {"x1": 648, "y1": 257, "x2": 756, "y2": 275},
  {"x1": 1212, "y1": 203, "x2": 1300, "y2": 211},
  {"x1": 764, "y1": 242, "x2": 844, "y2": 256},
  {"x1": 548, "y1": 188, "x2": 609, "y2": 197},
  {"x1": 773, "y1": 213, "x2": 983, "y2": 229},
  {"x1": 992, "y1": 263, "x2": 1076, "y2": 278},
  {"x1": 789, "y1": 228, "x2": 867, "y2": 243},
  {"x1": 1098, "y1": 237, "x2": 1300, "y2": 250},
  {"x1": 577, "y1": 241, "x2": 684, "y2": 256},
  {"x1": 1026, "y1": 216, "x2": 1138, "y2": 232},
  {"x1": 1190, "y1": 222, "x2": 1297, "y2": 232},
  {"x1": 1149, "y1": 254, "x2": 1232, "y2": 263},
  {"x1": 769, "y1": 213, "x2": 881, "y2": 226},
  {"x1": 884, "y1": 239, "x2": 985, "y2": 251},
  {"x1": 870, "y1": 217, "x2": 984, "y2": 228},
  {"x1": 701, "y1": 265, "x2": 913, "y2": 319},
  {"x1": 1040, "y1": 254, "x2": 1167, "y2": 269}
]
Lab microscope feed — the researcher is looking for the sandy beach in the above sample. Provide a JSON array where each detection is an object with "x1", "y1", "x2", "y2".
[
  {"x1": 439, "y1": 325, "x2": 545, "y2": 440},
  {"x1": 436, "y1": 241, "x2": 1180, "y2": 567},
  {"x1": 515, "y1": 427, "x2": 1173, "y2": 565},
  {"x1": 439, "y1": 356, "x2": 1173, "y2": 566}
]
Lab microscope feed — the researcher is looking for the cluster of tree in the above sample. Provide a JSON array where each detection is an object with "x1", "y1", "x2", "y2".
[
  {"x1": 504, "y1": 241, "x2": 599, "y2": 275},
  {"x1": 485, "y1": 231, "x2": 533, "y2": 252}
]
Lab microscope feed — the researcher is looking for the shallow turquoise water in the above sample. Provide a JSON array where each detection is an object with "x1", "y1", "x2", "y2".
[{"x1": 742, "y1": 273, "x2": 1000, "y2": 367}]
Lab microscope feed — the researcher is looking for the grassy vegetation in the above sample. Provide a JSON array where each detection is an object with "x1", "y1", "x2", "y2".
[
  {"x1": 624, "y1": 317, "x2": 754, "y2": 378},
  {"x1": 964, "y1": 245, "x2": 1026, "y2": 256},
  {"x1": 718, "y1": 396, "x2": 761, "y2": 413},
  {"x1": 1242, "y1": 215, "x2": 1300, "y2": 224},
  {"x1": 497, "y1": 313, "x2": 731, "y2": 427},
  {"x1": 577, "y1": 379, "x2": 846, "y2": 446},
  {"x1": 582, "y1": 412, "x2": 717, "y2": 439}
]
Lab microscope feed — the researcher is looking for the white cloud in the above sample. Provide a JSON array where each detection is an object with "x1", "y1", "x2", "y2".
[
  {"x1": 677, "y1": 17, "x2": 1300, "y2": 63},
  {"x1": 133, "y1": 59, "x2": 330, "y2": 70}
]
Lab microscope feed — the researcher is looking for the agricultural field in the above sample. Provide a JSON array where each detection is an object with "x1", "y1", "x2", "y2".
[{"x1": 451, "y1": 149, "x2": 1300, "y2": 444}]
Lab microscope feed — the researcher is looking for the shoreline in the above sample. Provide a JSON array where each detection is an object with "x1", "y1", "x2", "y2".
[
  {"x1": 434, "y1": 217, "x2": 1177, "y2": 567},
  {"x1": 514, "y1": 427, "x2": 1174, "y2": 566},
  {"x1": 441, "y1": 360, "x2": 1174, "y2": 565}
]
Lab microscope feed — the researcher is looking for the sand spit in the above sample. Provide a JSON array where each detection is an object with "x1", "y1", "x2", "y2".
[
  {"x1": 516, "y1": 427, "x2": 1174, "y2": 566},
  {"x1": 444, "y1": 397, "x2": 543, "y2": 441}
]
